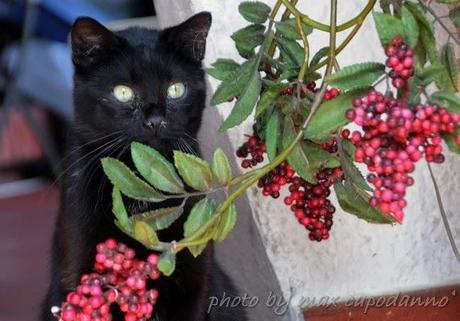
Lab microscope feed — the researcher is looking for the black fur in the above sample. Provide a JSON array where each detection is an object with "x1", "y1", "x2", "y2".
[{"x1": 41, "y1": 13, "x2": 246, "y2": 321}]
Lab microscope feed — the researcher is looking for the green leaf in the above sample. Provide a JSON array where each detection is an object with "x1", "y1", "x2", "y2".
[
  {"x1": 436, "y1": 0, "x2": 460, "y2": 3},
  {"x1": 219, "y1": 67, "x2": 261, "y2": 131},
  {"x1": 325, "y1": 62, "x2": 385, "y2": 90},
  {"x1": 213, "y1": 203, "x2": 237, "y2": 242},
  {"x1": 339, "y1": 143, "x2": 373, "y2": 191},
  {"x1": 231, "y1": 24, "x2": 265, "y2": 55},
  {"x1": 450, "y1": 7, "x2": 460, "y2": 28},
  {"x1": 211, "y1": 59, "x2": 255, "y2": 105},
  {"x1": 373, "y1": 12, "x2": 404, "y2": 45},
  {"x1": 112, "y1": 188, "x2": 132, "y2": 233},
  {"x1": 276, "y1": 37, "x2": 305, "y2": 67},
  {"x1": 303, "y1": 89, "x2": 368, "y2": 142},
  {"x1": 207, "y1": 59, "x2": 240, "y2": 81},
  {"x1": 158, "y1": 251, "x2": 176, "y2": 276},
  {"x1": 304, "y1": 141, "x2": 341, "y2": 170},
  {"x1": 417, "y1": 64, "x2": 445, "y2": 86},
  {"x1": 211, "y1": 148, "x2": 232, "y2": 185},
  {"x1": 184, "y1": 198, "x2": 216, "y2": 257},
  {"x1": 430, "y1": 91, "x2": 460, "y2": 113},
  {"x1": 275, "y1": 18, "x2": 312, "y2": 40},
  {"x1": 441, "y1": 43, "x2": 458, "y2": 90},
  {"x1": 401, "y1": 6, "x2": 419, "y2": 48},
  {"x1": 173, "y1": 151, "x2": 212, "y2": 192},
  {"x1": 283, "y1": 117, "x2": 316, "y2": 183},
  {"x1": 255, "y1": 85, "x2": 284, "y2": 118},
  {"x1": 310, "y1": 47, "x2": 329, "y2": 68},
  {"x1": 131, "y1": 206, "x2": 183, "y2": 231},
  {"x1": 266, "y1": 110, "x2": 281, "y2": 161},
  {"x1": 133, "y1": 220, "x2": 159, "y2": 247},
  {"x1": 131, "y1": 142, "x2": 184, "y2": 194},
  {"x1": 334, "y1": 182, "x2": 394, "y2": 224},
  {"x1": 239, "y1": 1, "x2": 271, "y2": 24},
  {"x1": 101, "y1": 158, "x2": 165, "y2": 202},
  {"x1": 442, "y1": 127, "x2": 460, "y2": 154}
]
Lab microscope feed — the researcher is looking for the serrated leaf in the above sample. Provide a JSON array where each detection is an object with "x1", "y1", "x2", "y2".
[
  {"x1": 173, "y1": 151, "x2": 212, "y2": 192},
  {"x1": 303, "y1": 89, "x2": 368, "y2": 142},
  {"x1": 275, "y1": 18, "x2": 312, "y2": 40},
  {"x1": 211, "y1": 59, "x2": 255, "y2": 105},
  {"x1": 373, "y1": 12, "x2": 404, "y2": 45},
  {"x1": 430, "y1": 91, "x2": 460, "y2": 112},
  {"x1": 131, "y1": 142, "x2": 184, "y2": 194},
  {"x1": 334, "y1": 182, "x2": 394, "y2": 224},
  {"x1": 255, "y1": 85, "x2": 284, "y2": 118},
  {"x1": 231, "y1": 24, "x2": 265, "y2": 55},
  {"x1": 158, "y1": 251, "x2": 176, "y2": 276},
  {"x1": 184, "y1": 198, "x2": 216, "y2": 257},
  {"x1": 401, "y1": 6, "x2": 419, "y2": 48},
  {"x1": 101, "y1": 158, "x2": 165, "y2": 202},
  {"x1": 207, "y1": 59, "x2": 240, "y2": 81},
  {"x1": 112, "y1": 188, "x2": 132, "y2": 233},
  {"x1": 283, "y1": 117, "x2": 316, "y2": 183},
  {"x1": 339, "y1": 145, "x2": 373, "y2": 191},
  {"x1": 213, "y1": 203, "x2": 237, "y2": 242},
  {"x1": 325, "y1": 62, "x2": 385, "y2": 90},
  {"x1": 417, "y1": 64, "x2": 445, "y2": 86},
  {"x1": 276, "y1": 37, "x2": 305, "y2": 67},
  {"x1": 310, "y1": 47, "x2": 329, "y2": 68},
  {"x1": 131, "y1": 206, "x2": 183, "y2": 231},
  {"x1": 219, "y1": 68, "x2": 261, "y2": 131},
  {"x1": 441, "y1": 43, "x2": 458, "y2": 90},
  {"x1": 134, "y1": 220, "x2": 159, "y2": 247},
  {"x1": 211, "y1": 148, "x2": 232, "y2": 185},
  {"x1": 239, "y1": 1, "x2": 271, "y2": 24},
  {"x1": 450, "y1": 7, "x2": 460, "y2": 28},
  {"x1": 266, "y1": 110, "x2": 281, "y2": 161}
]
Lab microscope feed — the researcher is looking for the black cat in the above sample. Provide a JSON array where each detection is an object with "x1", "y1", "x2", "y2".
[{"x1": 41, "y1": 13, "x2": 246, "y2": 321}]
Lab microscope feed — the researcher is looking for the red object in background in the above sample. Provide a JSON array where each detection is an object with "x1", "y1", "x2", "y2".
[{"x1": 0, "y1": 106, "x2": 48, "y2": 167}]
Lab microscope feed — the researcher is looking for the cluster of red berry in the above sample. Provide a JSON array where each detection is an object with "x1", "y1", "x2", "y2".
[
  {"x1": 385, "y1": 36, "x2": 414, "y2": 89},
  {"x1": 236, "y1": 128, "x2": 266, "y2": 168},
  {"x1": 284, "y1": 168, "x2": 344, "y2": 241},
  {"x1": 53, "y1": 239, "x2": 160, "y2": 321},
  {"x1": 257, "y1": 161, "x2": 295, "y2": 198},
  {"x1": 345, "y1": 89, "x2": 460, "y2": 222}
]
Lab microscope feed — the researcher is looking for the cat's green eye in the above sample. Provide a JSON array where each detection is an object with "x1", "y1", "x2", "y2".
[
  {"x1": 167, "y1": 82, "x2": 186, "y2": 99},
  {"x1": 113, "y1": 85, "x2": 134, "y2": 103}
]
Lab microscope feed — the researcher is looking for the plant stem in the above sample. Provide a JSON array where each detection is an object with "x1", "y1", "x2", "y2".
[
  {"x1": 297, "y1": 16, "x2": 310, "y2": 82},
  {"x1": 174, "y1": 0, "x2": 340, "y2": 253},
  {"x1": 418, "y1": 0, "x2": 460, "y2": 46},
  {"x1": 268, "y1": 0, "x2": 299, "y2": 61},
  {"x1": 310, "y1": 19, "x2": 363, "y2": 72},
  {"x1": 279, "y1": 0, "x2": 376, "y2": 32},
  {"x1": 427, "y1": 162, "x2": 460, "y2": 263}
]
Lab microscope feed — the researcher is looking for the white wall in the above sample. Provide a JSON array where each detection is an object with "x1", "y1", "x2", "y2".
[{"x1": 155, "y1": 0, "x2": 460, "y2": 315}]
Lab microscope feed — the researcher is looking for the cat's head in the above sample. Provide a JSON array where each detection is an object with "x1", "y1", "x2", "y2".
[{"x1": 70, "y1": 13, "x2": 212, "y2": 155}]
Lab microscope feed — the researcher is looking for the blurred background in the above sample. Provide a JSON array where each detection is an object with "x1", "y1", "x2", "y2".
[{"x1": 0, "y1": 1, "x2": 156, "y2": 320}]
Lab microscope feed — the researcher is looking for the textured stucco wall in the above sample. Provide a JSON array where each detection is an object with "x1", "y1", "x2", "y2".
[{"x1": 155, "y1": 0, "x2": 460, "y2": 315}]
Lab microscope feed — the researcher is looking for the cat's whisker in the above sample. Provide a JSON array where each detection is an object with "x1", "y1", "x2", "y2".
[{"x1": 52, "y1": 135, "x2": 124, "y2": 185}]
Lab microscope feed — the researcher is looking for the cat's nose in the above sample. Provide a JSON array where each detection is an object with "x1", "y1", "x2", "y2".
[{"x1": 143, "y1": 117, "x2": 168, "y2": 133}]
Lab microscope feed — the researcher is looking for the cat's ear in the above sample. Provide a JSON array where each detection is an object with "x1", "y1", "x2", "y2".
[
  {"x1": 162, "y1": 12, "x2": 212, "y2": 61},
  {"x1": 71, "y1": 17, "x2": 118, "y2": 67}
]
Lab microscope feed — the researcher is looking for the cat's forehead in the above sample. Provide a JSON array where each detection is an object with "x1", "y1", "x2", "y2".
[{"x1": 116, "y1": 27, "x2": 160, "y2": 48}]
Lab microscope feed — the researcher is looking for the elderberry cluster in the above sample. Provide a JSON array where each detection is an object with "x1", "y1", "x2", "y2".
[
  {"x1": 53, "y1": 239, "x2": 160, "y2": 321},
  {"x1": 346, "y1": 89, "x2": 460, "y2": 222},
  {"x1": 284, "y1": 168, "x2": 344, "y2": 241},
  {"x1": 257, "y1": 161, "x2": 295, "y2": 198},
  {"x1": 236, "y1": 128, "x2": 267, "y2": 168},
  {"x1": 385, "y1": 36, "x2": 414, "y2": 89}
]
